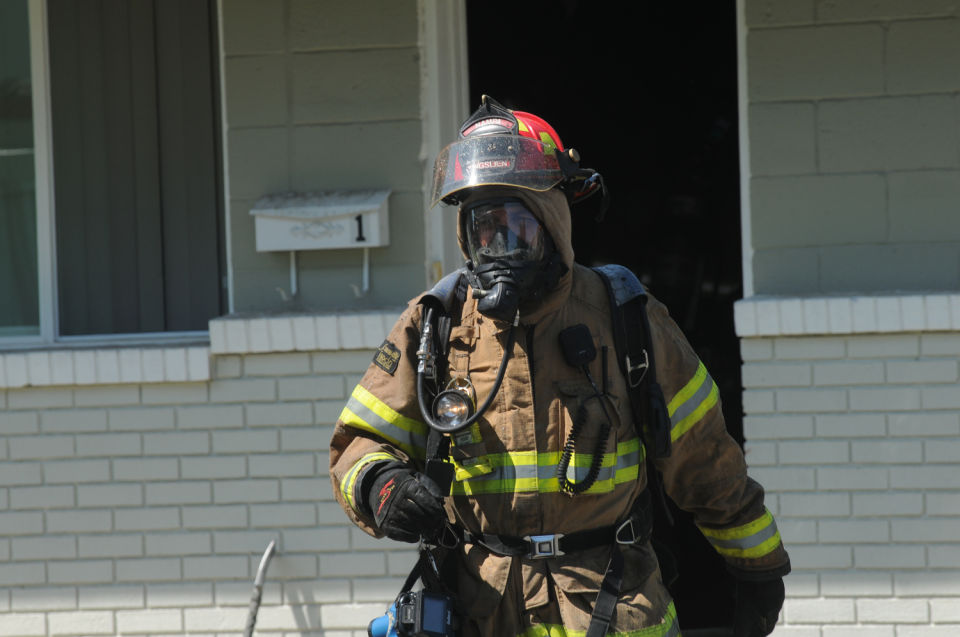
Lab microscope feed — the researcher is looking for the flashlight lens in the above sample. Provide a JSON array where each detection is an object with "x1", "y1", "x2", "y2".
[{"x1": 434, "y1": 392, "x2": 471, "y2": 428}]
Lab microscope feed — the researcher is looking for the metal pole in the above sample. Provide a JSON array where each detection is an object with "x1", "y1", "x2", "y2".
[{"x1": 243, "y1": 539, "x2": 277, "y2": 637}]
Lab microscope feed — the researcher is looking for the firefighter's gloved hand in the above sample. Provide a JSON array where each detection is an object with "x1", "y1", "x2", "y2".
[
  {"x1": 733, "y1": 577, "x2": 784, "y2": 637},
  {"x1": 368, "y1": 467, "x2": 446, "y2": 543}
]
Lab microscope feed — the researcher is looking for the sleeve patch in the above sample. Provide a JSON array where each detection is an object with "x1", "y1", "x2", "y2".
[{"x1": 372, "y1": 340, "x2": 401, "y2": 375}]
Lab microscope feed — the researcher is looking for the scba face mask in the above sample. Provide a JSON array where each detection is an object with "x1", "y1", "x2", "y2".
[
  {"x1": 463, "y1": 199, "x2": 564, "y2": 322},
  {"x1": 467, "y1": 199, "x2": 546, "y2": 264}
]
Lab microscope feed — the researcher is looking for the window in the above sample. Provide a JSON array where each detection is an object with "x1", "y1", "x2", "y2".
[
  {"x1": 0, "y1": 0, "x2": 39, "y2": 338},
  {"x1": 0, "y1": 0, "x2": 225, "y2": 345}
]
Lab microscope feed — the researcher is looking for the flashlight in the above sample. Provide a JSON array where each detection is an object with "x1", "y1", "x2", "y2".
[{"x1": 430, "y1": 378, "x2": 476, "y2": 433}]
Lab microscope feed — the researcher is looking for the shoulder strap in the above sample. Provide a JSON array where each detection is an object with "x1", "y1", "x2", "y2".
[
  {"x1": 416, "y1": 268, "x2": 469, "y2": 494},
  {"x1": 591, "y1": 265, "x2": 671, "y2": 459},
  {"x1": 418, "y1": 266, "x2": 469, "y2": 318}
]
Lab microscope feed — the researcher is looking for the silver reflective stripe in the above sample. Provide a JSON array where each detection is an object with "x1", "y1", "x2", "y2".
[
  {"x1": 343, "y1": 395, "x2": 427, "y2": 453},
  {"x1": 452, "y1": 442, "x2": 643, "y2": 495},
  {"x1": 468, "y1": 462, "x2": 539, "y2": 484},
  {"x1": 662, "y1": 612, "x2": 681, "y2": 637},
  {"x1": 669, "y1": 369, "x2": 715, "y2": 428},
  {"x1": 704, "y1": 519, "x2": 780, "y2": 551},
  {"x1": 554, "y1": 447, "x2": 642, "y2": 483}
]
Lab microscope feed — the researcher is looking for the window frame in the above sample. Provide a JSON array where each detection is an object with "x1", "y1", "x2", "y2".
[
  {"x1": 1, "y1": 0, "x2": 214, "y2": 350},
  {"x1": 10, "y1": 0, "x2": 56, "y2": 347}
]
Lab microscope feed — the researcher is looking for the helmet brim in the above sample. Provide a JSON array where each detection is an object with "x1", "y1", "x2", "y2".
[{"x1": 430, "y1": 136, "x2": 564, "y2": 208}]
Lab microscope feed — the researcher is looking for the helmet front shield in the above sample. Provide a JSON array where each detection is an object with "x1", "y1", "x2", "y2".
[{"x1": 430, "y1": 135, "x2": 564, "y2": 207}]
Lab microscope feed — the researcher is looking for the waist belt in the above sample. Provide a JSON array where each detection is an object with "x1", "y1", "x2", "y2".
[{"x1": 461, "y1": 491, "x2": 652, "y2": 559}]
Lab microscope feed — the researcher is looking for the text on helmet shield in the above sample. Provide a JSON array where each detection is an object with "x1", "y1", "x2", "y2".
[{"x1": 472, "y1": 158, "x2": 513, "y2": 171}]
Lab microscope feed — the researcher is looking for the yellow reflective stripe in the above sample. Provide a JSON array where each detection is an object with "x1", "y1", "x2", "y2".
[
  {"x1": 667, "y1": 361, "x2": 720, "y2": 442},
  {"x1": 339, "y1": 385, "x2": 427, "y2": 459},
  {"x1": 453, "y1": 457, "x2": 493, "y2": 480},
  {"x1": 546, "y1": 438, "x2": 643, "y2": 494},
  {"x1": 667, "y1": 361, "x2": 708, "y2": 415},
  {"x1": 538, "y1": 131, "x2": 557, "y2": 154},
  {"x1": 699, "y1": 508, "x2": 783, "y2": 559},
  {"x1": 351, "y1": 384, "x2": 427, "y2": 437},
  {"x1": 339, "y1": 406, "x2": 424, "y2": 460},
  {"x1": 712, "y1": 530, "x2": 783, "y2": 559},
  {"x1": 519, "y1": 626, "x2": 567, "y2": 637},
  {"x1": 454, "y1": 477, "x2": 541, "y2": 496},
  {"x1": 700, "y1": 508, "x2": 773, "y2": 541},
  {"x1": 516, "y1": 600, "x2": 679, "y2": 637},
  {"x1": 449, "y1": 440, "x2": 643, "y2": 496},
  {"x1": 340, "y1": 451, "x2": 397, "y2": 513},
  {"x1": 540, "y1": 438, "x2": 642, "y2": 468},
  {"x1": 670, "y1": 382, "x2": 718, "y2": 442},
  {"x1": 536, "y1": 463, "x2": 641, "y2": 496},
  {"x1": 453, "y1": 450, "x2": 539, "y2": 495}
]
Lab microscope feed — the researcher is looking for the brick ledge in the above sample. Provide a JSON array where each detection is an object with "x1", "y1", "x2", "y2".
[
  {"x1": 735, "y1": 293, "x2": 960, "y2": 337},
  {"x1": 208, "y1": 309, "x2": 402, "y2": 355},
  {"x1": 0, "y1": 309, "x2": 404, "y2": 388},
  {"x1": 0, "y1": 346, "x2": 211, "y2": 389}
]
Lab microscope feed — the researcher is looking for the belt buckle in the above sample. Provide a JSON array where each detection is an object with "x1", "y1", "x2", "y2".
[{"x1": 524, "y1": 534, "x2": 564, "y2": 559}]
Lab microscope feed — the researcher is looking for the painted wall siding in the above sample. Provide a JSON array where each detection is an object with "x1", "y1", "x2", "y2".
[
  {"x1": 744, "y1": 1, "x2": 960, "y2": 295},
  {"x1": 222, "y1": 0, "x2": 427, "y2": 314}
]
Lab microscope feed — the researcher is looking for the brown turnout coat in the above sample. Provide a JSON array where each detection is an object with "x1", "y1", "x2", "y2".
[{"x1": 330, "y1": 189, "x2": 789, "y2": 636}]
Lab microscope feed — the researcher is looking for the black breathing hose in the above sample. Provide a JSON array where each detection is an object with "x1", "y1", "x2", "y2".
[{"x1": 417, "y1": 308, "x2": 518, "y2": 434}]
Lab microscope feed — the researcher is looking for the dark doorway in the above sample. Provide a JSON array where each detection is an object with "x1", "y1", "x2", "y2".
[{"x1": 467, "y1": 2, "x2": 742, "y2": 630}]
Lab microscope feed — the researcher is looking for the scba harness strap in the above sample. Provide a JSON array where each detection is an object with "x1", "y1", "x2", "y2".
[
  {"x1": 460, "y1": 488, "x2": 653, "y2": 560},
  {"x1": 591, "y1": 264, "x2": 672, "y2": 460}
]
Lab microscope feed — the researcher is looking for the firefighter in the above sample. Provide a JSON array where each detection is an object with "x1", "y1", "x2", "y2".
[{"x1": 330, "y1": 96, "x2": 790, "y2": 636}]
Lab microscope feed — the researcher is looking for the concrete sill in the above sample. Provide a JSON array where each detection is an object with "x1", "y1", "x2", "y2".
[
  {"x1": 735, "y1": 293, "x2": 960, "y2": 338},
  {"x1": 0, "y1": 309, "x2": 404, "y2": 389},
  {"x1": 208, "y1": 309, "x2": 403, "y2": 354},
  {"x1": 0, "y1": 345, "x2": 211, "y2": 389}
]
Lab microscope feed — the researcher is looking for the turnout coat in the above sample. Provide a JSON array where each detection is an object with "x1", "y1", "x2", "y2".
[{"x1": 330, "y1": 189, "x2": 790, "y2": 636}]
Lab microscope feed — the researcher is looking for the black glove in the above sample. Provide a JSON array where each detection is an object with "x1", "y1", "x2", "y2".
[
  {"x1": 733, "y1": 577, "x2": 785, "y2": 637},
  {"x1": 367, "y1": 467, "x2": 446, "y2": 543}
]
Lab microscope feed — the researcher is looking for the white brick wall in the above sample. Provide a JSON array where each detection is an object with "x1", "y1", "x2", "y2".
[
  {"x1": 0, "y1": 344, "x2": 414, "y2": 635},
  {"x1": 743, "y1": 331, "x2": 960, "y2": 634},
  {"x1": 14, "y1": 329, "x2": 957, "y2": 635}
]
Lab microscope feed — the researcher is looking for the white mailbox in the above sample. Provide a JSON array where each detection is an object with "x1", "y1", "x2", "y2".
[{"x1": 250, "y1": 189, "x2": 390, "y2": 252}]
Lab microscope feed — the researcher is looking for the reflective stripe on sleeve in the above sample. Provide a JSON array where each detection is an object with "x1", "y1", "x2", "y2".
[
  {"x1": 450, "y1": 438, "x2": 643, "y2": 496},
  {"x1": 667, "y1": 360, "x2": 719, "y2": 442},
  {"x1": 339, "y1": 384, "x2": 427, "y2": 459},
  {"x1": 339, "y1": 450, "x2": 398, "y2": 514},
  {"x1": 699, "y1": 508, "x2": 783, "y2": 559},
  {"x1": 516, "y1": 599, "x2": 679, "y2": 637}
]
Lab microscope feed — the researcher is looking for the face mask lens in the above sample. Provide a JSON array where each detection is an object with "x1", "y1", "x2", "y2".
[
  {"x1": 432, "y1": 391, "x2": 473, "y2": 430},
  {"x1": 466, "y1": 201, "x2": 545, "y2": 264}
]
